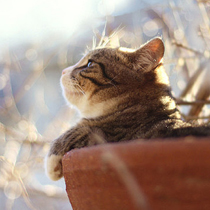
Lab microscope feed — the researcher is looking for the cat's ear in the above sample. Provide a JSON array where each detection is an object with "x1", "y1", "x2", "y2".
[{"x1": 134, "y1": 37, "x2": 164, "y2": 71}]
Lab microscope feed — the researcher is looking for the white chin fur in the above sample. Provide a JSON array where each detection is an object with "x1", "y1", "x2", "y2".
[{"x1": 45, "y1": 154, "x2": 63, "y2": 181}]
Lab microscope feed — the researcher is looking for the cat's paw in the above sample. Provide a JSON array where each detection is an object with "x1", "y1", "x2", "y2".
[{"x1": 45, "y1": 154, "x2": 63, "y2": 181}]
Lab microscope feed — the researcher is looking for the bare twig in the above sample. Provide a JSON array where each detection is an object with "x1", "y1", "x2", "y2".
[
  {"x1": 188, "y1": 69, "x2": 210, "y2": 116},
  {"x1": 176, "y1": 99, "x2": 210, "y2": 105},
  {"x1": 172, "y1": 41, "x2": 204, "y2": 55},
  {"x1": 179, "y1": 61, "x2": 208, "y2": 98}
]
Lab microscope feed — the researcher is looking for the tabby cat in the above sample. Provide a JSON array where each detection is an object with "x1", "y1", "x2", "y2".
[{"x1": 46, "y1": 37, "x2": 210, "y2": 181}]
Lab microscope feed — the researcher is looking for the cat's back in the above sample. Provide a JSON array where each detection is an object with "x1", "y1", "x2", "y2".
[{"x1": 142, "y1": 118, "x2": 210, "y2": 139}]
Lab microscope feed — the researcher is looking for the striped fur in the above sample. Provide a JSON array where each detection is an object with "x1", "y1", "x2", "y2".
[{"x1": 46, "y1": 38, "x2": 210, "y2": 180}]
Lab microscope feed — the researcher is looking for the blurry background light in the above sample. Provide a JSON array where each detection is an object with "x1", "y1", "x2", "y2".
[
  {"x1": 174, "y1": 29, "x2": 185, "y2": 41},
  {"x1": 98, "y1": 0, "x2": 115, "y2": 16},
  {"x1": 143, "y1": 20, "x2": 159, "y2": 37},
  {"x1": 18, "y1": 120, "x2": 29, "y2": 131},
  {"x1": 25, "y1": 49, "x2": 38, "y2": 61},
  {"x1": 0, "y1": 74, "x2": 7, "y2": 90},
  {"x1": 0, "y1": 0, "x2": 95, "y2": 48},
  {"x1": 98, "y1": 0, "x2": 129, "y2": 16},
  {"x1": 4, "y1": 181, "x2": 22, "y2": 200}
]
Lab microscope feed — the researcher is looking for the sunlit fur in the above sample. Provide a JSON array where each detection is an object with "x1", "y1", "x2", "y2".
[
  {"x1": 46, "y1": 37, "x2": 210, "y2": 181},
  {"x1": 60, "y1": 38, "x2": 166, "y2": 118},
  {"x1": 45, "y1": 154, "x2": 63, "y2": 181}
]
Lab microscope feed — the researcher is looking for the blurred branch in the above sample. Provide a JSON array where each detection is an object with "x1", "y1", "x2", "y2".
[
  {"x1": 188, "y1": 70, "x2": 210, "y2": 116},
  {"x1": 0, "y1": 156, "x2": 37, "y2": 210},
  {"x1": 179, "y1": 61, "x2": 208, "y2": 98},
  {"x1": 14, "y1": 50, "x2": 57, "y2": 104},
  {"x1": 181, "y1": 114, "x2": 210, "y2": 121},
  {"x1": 172, "y1": 41, "x2": 205, "y2": 55},
  {"x1": 197, "y1": 0, "x2": 210, "y2": 3},
  {"x1": 176, "y1": 99, "x2": 210, "y2": 105},
  {"x1": 0, "y1": 122, "x2": 25, "y2": 140},
  {"x1": 197, "y1": 1, "x2": 210, "y2": 49}
]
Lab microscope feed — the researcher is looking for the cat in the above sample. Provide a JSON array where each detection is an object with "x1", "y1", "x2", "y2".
[{"x1": 45, "y1": 37, "x2": 210, "y2": 181}]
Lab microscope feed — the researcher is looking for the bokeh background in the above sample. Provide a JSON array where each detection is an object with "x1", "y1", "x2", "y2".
[{"x1": 0, "y1": 0, "x2": 210, "y2": 209}]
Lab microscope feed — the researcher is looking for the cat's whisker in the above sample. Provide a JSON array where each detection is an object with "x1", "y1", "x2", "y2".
[
  {"x1": 69, "y1": 79, "x2": 86, "y2": 97},
  {"x1": 108, "y1": 74, "x2": 121, "y2": 89},
  {"x1": 72, "y1": 78, "x2": 87, "y2": 97},
  {"x1": 108, "y1": 80, "x2": 118, "y2": 89},
  {"x1": 74, "y1": 84, "x2": 87, "y2": 97},
  {"x1": 77, "y1": 87, "x2": 86, "y2": 97},
  {"x1": 65, "y1": 81, "x2": 86, "y2": 98}
]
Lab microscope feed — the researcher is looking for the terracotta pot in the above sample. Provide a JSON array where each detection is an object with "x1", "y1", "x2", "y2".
[{"x1": 63, "y1": 138, "x2": 210, "y2": 210}]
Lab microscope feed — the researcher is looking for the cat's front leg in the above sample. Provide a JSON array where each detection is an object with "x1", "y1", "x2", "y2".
[
  {"x1": 45, "y1": 136, "x2": 67, "y2": 181},
  {"x1": 45, "y1": 152, "x2": 63, "y2": 181},
  {"x1": 45, "y1": 126, "x2": 106, "y2": 180}
]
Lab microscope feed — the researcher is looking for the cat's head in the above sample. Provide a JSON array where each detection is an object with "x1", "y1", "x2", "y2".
[{"x1": 61, "y1": 37, "x2": 169, "y2": 118}]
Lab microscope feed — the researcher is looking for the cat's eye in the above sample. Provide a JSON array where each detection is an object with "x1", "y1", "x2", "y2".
[{"x1": 87, "y1": 60, "x2": 93, "y2": 67}]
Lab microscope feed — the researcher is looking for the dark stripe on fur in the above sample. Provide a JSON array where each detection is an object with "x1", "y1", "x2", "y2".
[
  {"x1": 98, "y1": 62, "x2": 119, "y2": 85},
  {"x1": 79, "y1": 73, "x2": 105, "y2": 86}
]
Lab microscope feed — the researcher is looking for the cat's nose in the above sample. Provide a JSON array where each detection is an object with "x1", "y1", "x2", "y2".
[
  {"x1": 62, "y1": 66, "x2": 74, "y2": 75},
  {"x1": 62, "y1": 69, "x2": 67, "y2": 75}
]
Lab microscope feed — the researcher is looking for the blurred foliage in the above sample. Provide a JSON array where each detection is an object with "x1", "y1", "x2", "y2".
[{"x1": 0, "y1": 0, "x2": 210, "y2": 209}]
